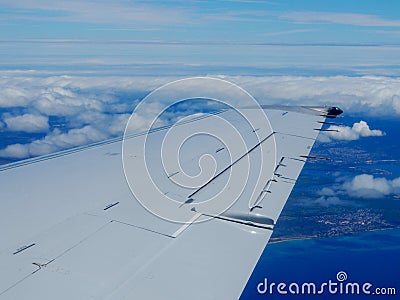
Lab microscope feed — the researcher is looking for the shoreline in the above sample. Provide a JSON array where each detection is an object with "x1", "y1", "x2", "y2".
[{"x1": 268, "y1": 226, "x2": 400, "y2": 245}]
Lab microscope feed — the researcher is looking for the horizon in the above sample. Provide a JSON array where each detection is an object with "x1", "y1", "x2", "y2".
[{"x1": 1, "y1": 0, "x2": 400, "y2": 75}]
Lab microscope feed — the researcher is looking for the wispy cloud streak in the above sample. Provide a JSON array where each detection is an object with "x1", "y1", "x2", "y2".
[
  {"x1": 0, "y1": 0, "x2": 190, "y2": 25},
  {"x1": 282, "y1": 11, "x2": 400, "y2": 27}
]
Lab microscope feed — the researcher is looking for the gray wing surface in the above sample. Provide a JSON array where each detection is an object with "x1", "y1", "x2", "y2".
[{"x1": 0, "y1": 106, "x2": 339, "y2": 299}]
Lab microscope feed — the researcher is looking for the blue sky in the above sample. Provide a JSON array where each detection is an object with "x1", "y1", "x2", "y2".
[
  {"x1": 1, "y1": 0, "x2": 400, "y2": 71},
  {"x1": 1, "y1": 0, "x2": 400, "y2": 42}
]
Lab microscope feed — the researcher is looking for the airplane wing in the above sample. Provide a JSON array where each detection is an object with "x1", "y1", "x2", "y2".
[{"x1": 0, "y1": 105, "x2": 341, "y2": 299}]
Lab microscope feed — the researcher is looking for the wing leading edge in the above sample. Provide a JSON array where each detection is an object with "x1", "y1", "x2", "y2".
[{"x1": 0, "y1": 106, "x2": 341, "y2": 299}]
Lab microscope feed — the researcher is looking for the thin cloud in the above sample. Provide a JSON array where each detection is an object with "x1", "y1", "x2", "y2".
[
  {"x1": 264, "y1": 29, "x2": 316, "y2": 37},
  {"x1": 0, "y1": 0, "x2": 190, "y2": 25},
  {"x1": 364, "y1": 29, "x2": 400, "y2": 37},
  {"x1": 282, "y1": 11, "x2": 400, "y2": 27},
  {"x1": 311, "y1": 187, "x2": 347, "y2": 206},
  {"x1": 317, "y1": 187, "x2": 336, "y2": 197},
  {"x1": 314, "y1": 196, "x2": 346, "y2": 207}
]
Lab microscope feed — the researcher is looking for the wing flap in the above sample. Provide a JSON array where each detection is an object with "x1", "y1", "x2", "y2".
[
  {"x1": 1, "y1": 220, "x2": 170, "y2": 299},
  {"x1": 0, "y1": 214, "x2": 111, "y2": 295},
  {"x1": 106, "y1": 218, "x2": 272, "y2": 300},
  {"x1": 246, "y1": 108, "x2": 325, "y2": 221}
]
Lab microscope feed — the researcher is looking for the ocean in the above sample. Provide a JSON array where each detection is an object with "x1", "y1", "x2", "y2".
[{"x1": 241, "y1": 228, "x2": 400, "y2": 299}]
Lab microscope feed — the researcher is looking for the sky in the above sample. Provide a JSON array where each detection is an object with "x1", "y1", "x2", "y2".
[{"x1": 1, "y1": 0, "x2": 400, "y2": 72}]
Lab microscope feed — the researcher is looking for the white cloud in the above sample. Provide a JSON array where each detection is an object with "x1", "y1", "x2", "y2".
[
  {"x1": 392, "y1": 95, "x2": 400, "y2": 113},
  {"x1": 0, "y1": 126, "x2": 107, "y2": 158},
  {"x1": 352, "y1": 121, "x2": 385, "y2": 137},
  {"x1": 228, "y1": 75, "x2": 400, "y2": 116},
  {"x1": 323, "y1": 120, "x2": 385, "y2": 141},
  {"x1": 0, "y1": 73, "x2": 398, "y2": 160},
  {"x1": 0, "y1": 110, "x2": 132, "y2": 159},
  {"x1": 0, "y1": 87, "x2": 30, "y2": 107},
  {"x1": 4, "y1": 114, "x2": 49, "y2": 133},
  {"x1": 2, "y1": 74, "x2": 400, "y2": 117},
  {"x1": 314, "y1": 174, "x2": 400, "y2": 201},
  {"x1": 343, "y1": 174, "x2": 400, "y2": 198},
  {"x1": 0, "y1": 74, "x2": 176, "y2": 159},
  {"x1": 0, "y1": 143, "x2": 30, "y2": 159}
]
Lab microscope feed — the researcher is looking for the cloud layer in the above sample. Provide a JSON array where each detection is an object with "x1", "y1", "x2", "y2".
[
  {"x1": 0, "y1": 73, "x2": 147, "y2": 159},
  {"x1": 0, "y1": 73, "x2": 398, "y2": 160},
  {"x1": 231, "y1": 75, "x2": 400, "y2": 116}
]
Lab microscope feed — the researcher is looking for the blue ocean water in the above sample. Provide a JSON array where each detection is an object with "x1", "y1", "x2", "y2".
[
  {"x1": 240, "y1": 116, "x2": 400, "y2": 299},
  {"x1": 240, "y1": 229, "x2": 400, "y2": 299}
]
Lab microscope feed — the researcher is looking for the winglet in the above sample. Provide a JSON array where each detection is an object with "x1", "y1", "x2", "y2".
[{"x1": 324, "y1": 106, "x2": 343, "y2": 118}]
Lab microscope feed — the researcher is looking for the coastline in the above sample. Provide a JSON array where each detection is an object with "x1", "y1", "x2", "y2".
[{"x1": 268, "y1": 226, "x2": 400, "y2": 245}]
